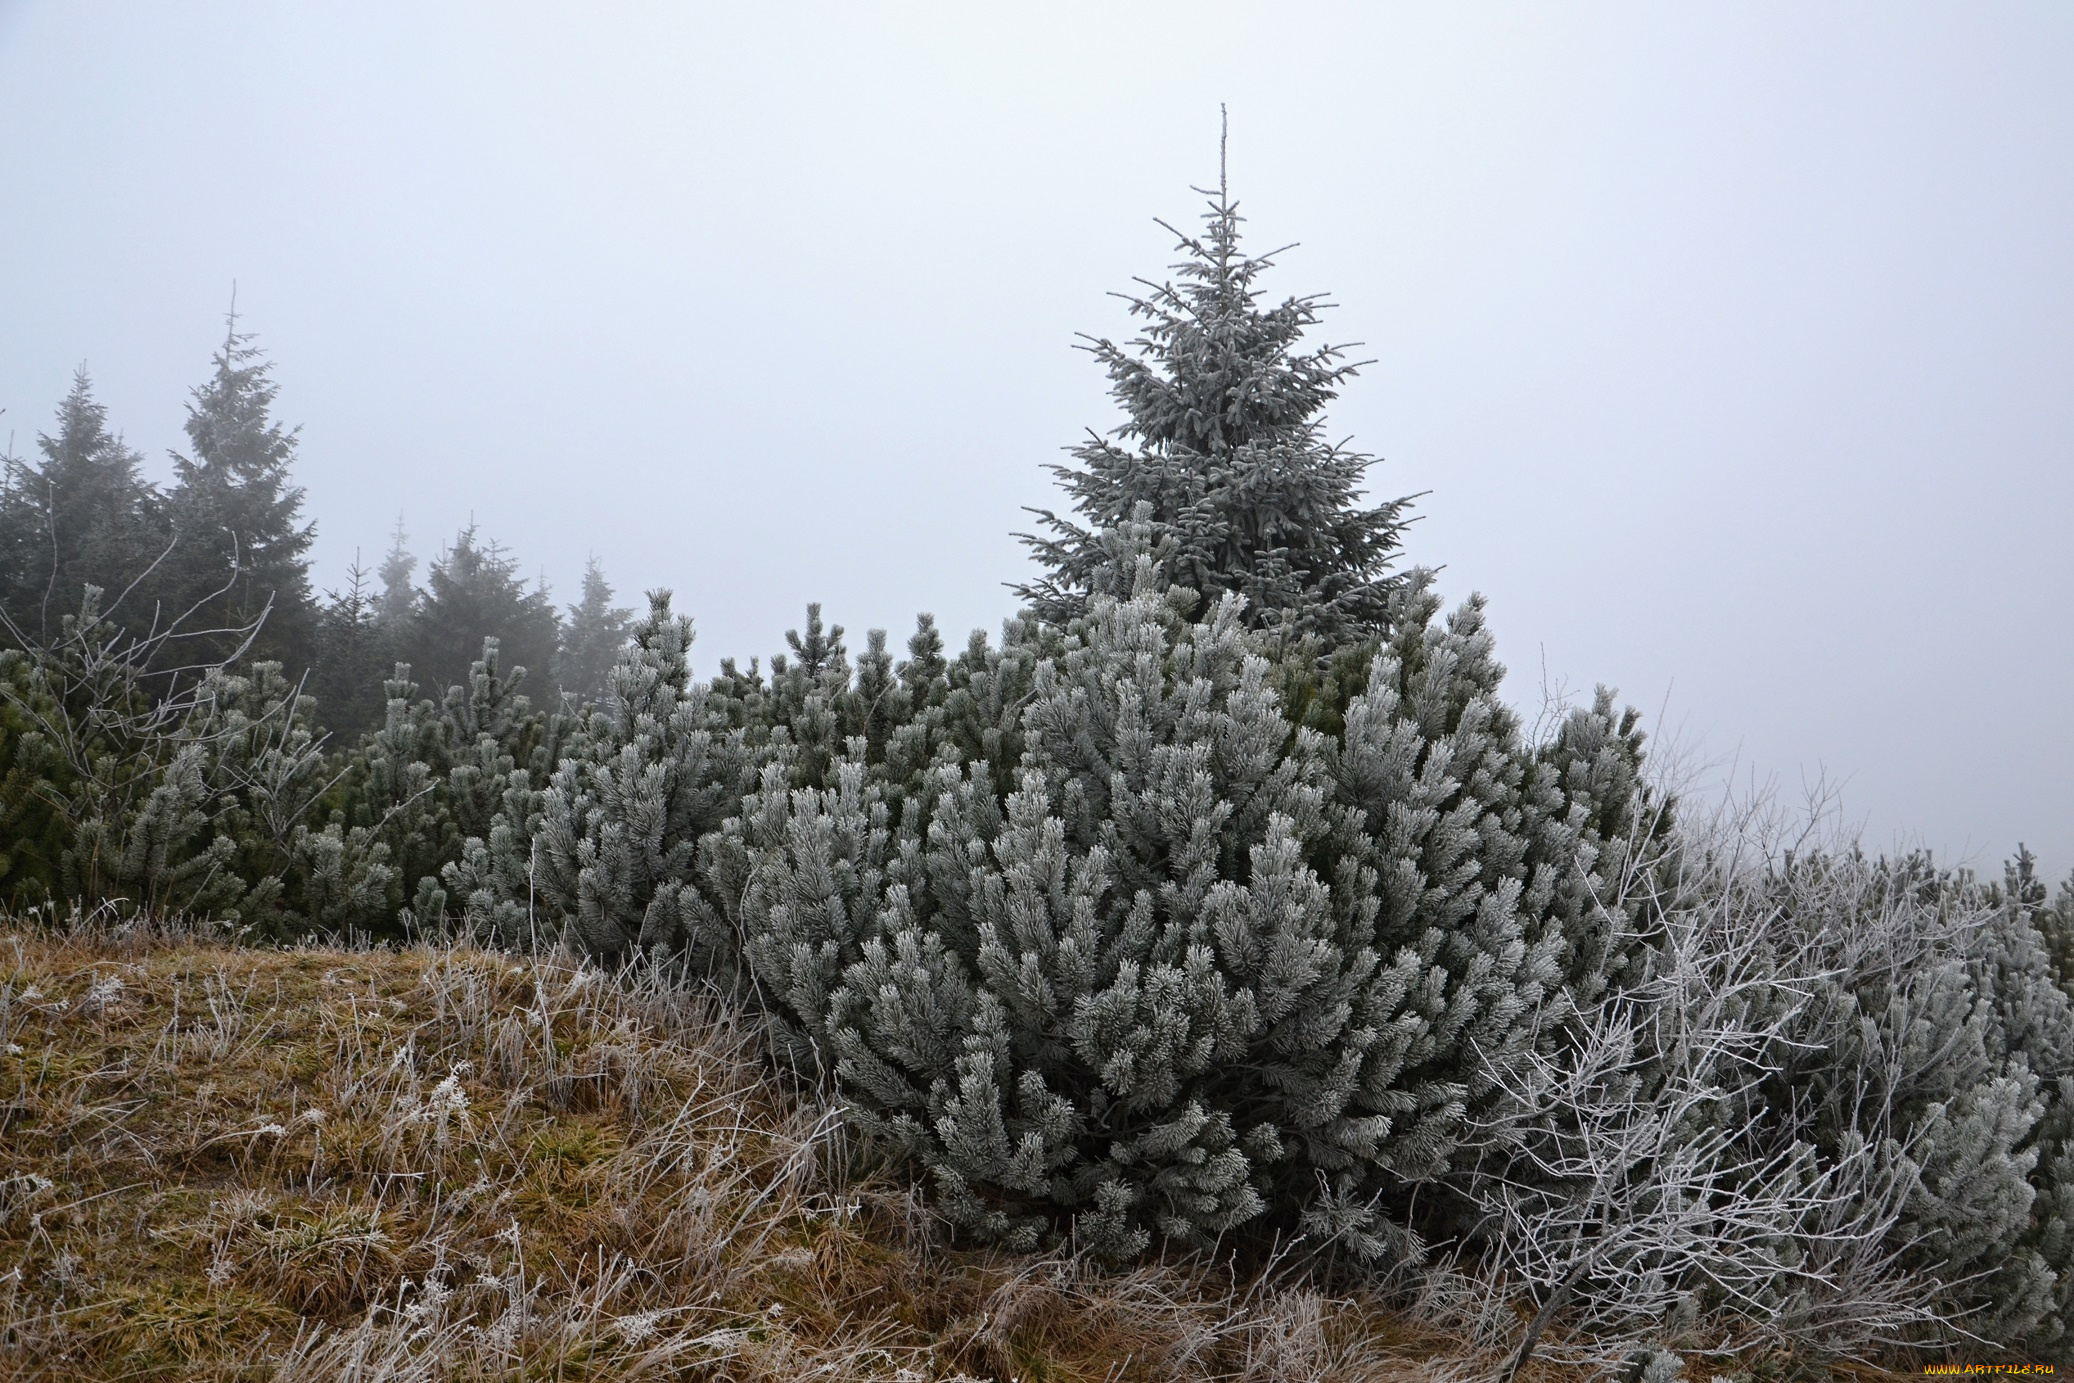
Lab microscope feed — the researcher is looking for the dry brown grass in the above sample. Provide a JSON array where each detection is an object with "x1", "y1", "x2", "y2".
[{"x1": 0, "y1": 920, "x2": 1919, "y2": 1382}]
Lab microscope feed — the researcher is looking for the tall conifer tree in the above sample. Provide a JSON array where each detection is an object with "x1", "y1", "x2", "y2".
[
  {"x1": 402, "y1": 524, "x2": 559, "y2": 695},
  {"x1": 376, "y1": 516, "x2": 417, "y2": 632},
  {"x1": 1019, "y1": 124, "x2": 1412, "y2": 645},
  {"x1": 162, "y1": 310, "x2": 318, "y2": 672},
  {"x1": 311, "y1": 556, "x2": 391, "y2": 738},
  {"x1": 557, "y1": 556, "x2": 633, "y2": 704},
  {"x1": 0, "y1": 369, "x2": 168, "y2": 644}
]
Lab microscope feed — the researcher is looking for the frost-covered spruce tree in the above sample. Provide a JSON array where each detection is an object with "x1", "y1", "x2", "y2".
[
  {"x1": 312, "y1": 559, "x2": 391, "y2": 739},
  {"x1": 400, "y1": 524, "x2": 560, "y2": 697},
  {"x1": 0, "y1": 370, "x2": 167, "y2": 649},
  {"x1": 1018, "y1": 146, "x2": 1412, "y2": 646},
  {"x1": 161, "y1": 313, "x2": 318, "y2": 674},
  {"x1": 714, "y1": 521, "x2": 1643, "y2": 1259}
]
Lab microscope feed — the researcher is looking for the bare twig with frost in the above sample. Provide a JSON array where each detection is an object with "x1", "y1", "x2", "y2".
[{"x1": 1452, "y1": 795, "x2": 1958, "y2": 1373}]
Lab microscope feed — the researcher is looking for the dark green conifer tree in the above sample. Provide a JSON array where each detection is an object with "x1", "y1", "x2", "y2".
[
  {"x1": 0, "y1": 369, "x2": 169, "y2": 645},
  {"x1": 1019, "y1": 132, "x2": 1413, "y2": 646},
  {"x1": 376, "y1": 516, "x2": 416, "y2": 632},
  {"x1": 311, "y1": 556, "x2": 391, "y2": 739},
  {"x1": 557, "y1": 556, "x2": 633, "y2": 705},
  {"x1": 401, "y1": 524, "x2": 559, "y2": 696},
  {"x1": 161, "y1": 312, "x2": 318, "y2": 673}
]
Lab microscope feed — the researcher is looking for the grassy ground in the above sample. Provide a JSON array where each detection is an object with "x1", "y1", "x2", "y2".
[{"x1": 0, "y1": 922, "x2": 1909, "y2": 1381}]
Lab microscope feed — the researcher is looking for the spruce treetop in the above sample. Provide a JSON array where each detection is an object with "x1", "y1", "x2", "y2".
[
  {"x1": 39, "y1": 368, "x2": 148, "y2": 499},
  {"x1": 377, "y1": 516, "x2": 418, "y2": 630},
  {"x1": 1019, "y1": 133, "x2": 1414, "y2": 646},
  {"x1": 173, "y1": 313, "x2": 313, "y2": 567},
  {"x1": 404, "y1": 522, "x2": 560, "y2": 696},
  {"x1": 164, "y1": 309, "x2": 318, "y2": 671},
  {"x1": 557, "y1": 556, "x2": 634, "y2": 704},
  {"x1": 0, "y1": 369, "x2": 165, "y2": 643}
]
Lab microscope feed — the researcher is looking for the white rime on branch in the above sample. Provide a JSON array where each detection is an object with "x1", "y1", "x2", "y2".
[{"x1": 1453, "y1": 794, "x2": 2074, "y2": 1366}]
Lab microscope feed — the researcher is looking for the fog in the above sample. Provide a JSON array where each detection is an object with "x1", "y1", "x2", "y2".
[{"x1": 1, "y1": 2, "x2": 2069, "y2": 872}]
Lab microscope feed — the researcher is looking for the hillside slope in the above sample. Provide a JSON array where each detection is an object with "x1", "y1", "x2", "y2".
[{"x1": 0, "y1": 922, "x2": 1538, "y2": 1382}]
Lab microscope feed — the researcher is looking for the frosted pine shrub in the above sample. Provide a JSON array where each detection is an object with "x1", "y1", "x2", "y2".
[
  {"x1": 0, "y1": 589, "x2": 392, "y2": 934},
  {"x1": 447, "y1": 593, "x2": 756, "y2": 968},
  {"x1": 336, "y1": 637, "x2": 569, "y2": 939},
  {"x1": 440, "y1": 591, "x2": 1035, "y2": 971},
  {"x1": 707, "y1": 524, "x2": 1650, "y2": 1260}
]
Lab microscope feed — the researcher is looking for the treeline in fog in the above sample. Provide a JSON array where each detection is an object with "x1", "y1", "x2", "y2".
[
  {"x1": 0, "y1": 324, "x2": 635, "y2": 741},
  {"x1": 5, "y1": 180, "x2": 2074, "y2": 1365}
]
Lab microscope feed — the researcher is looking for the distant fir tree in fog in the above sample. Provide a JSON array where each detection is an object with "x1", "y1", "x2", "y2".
[
  {"x1": 376, "y1": 516, "x2": 417, "y2": 631},
  {"x1": 312, "y1": 556, "x2": 391, "y2": 738},
  {"x1": 401, "y1": 523, "x2": 559, "y2": 695},
  {"x1": 0, "y1": 369, "x2": 167, "y2": 645},
  {"x1": 161, "y1": 313, "x2": 318, "y2": 673},
  {"x1": 1019, "y1": 154, "x2": 1413, "y2": 645},
  {"x1": 557, "y1": 556, "x2": 633, "y2": 704}
]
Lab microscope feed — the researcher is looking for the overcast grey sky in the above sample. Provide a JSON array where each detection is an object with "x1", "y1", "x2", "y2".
[{"x1": 1, "y1": 3, "x2": 2069, "y2": 872}]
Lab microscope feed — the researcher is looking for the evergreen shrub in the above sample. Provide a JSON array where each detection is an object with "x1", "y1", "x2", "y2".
[{"x1": 693, "y1": 528, "x2": 1652, "y2": 1260}]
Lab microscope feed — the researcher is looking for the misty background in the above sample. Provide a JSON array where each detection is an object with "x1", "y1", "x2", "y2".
[{"x1": 0, "y1": 2, "x2": 2068, "y2": 872}]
